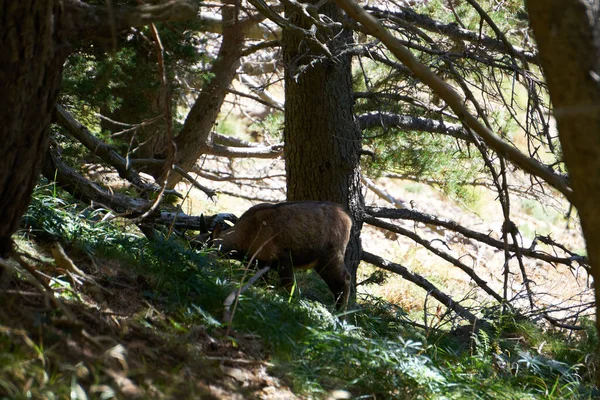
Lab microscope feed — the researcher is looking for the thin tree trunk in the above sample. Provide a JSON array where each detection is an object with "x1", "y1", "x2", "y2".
[
  {"x1": 282, "y1": 1, "x2": 363, "y2": 287},
  {"x1": 168, "y1": 0, "x2": 249, "y2": 187},
  {"x1": 526, "y1": 0, "x2": 600, "y2": 381}
]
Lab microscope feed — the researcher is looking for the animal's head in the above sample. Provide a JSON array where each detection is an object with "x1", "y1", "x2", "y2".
[{"x1": 193, "y1": 212, "x2": 238, "y2": 247}]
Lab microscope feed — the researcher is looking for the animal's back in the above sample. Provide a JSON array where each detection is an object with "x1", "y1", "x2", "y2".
[{"x1": 233, "y1": 201, "x2": 352, "y2": 263}]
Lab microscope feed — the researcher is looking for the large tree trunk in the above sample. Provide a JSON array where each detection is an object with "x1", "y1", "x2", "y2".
[
  {"x1": 0, "y1": 0, "x2": 196, "y2": 257},
  {"x1": 0, "y1": 1, "x2": 68, "y2": 256},
  {"x1": 526, "y1": 0, "x2": 600, "y2": 378},
  {"x1": 282, "y1": 1, "x2": 363, "y2": 288}
]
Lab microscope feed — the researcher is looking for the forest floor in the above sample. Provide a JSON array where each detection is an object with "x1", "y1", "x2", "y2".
[
  {"x1": 2, "y1": 236, "x2": 302, "y2": 399},
  {"x1": 0, "y1": 166, "x2": 595, "y2": 399}
]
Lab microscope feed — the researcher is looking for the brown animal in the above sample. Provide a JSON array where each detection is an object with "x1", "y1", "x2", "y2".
[{"x1": 206, "y1": 201, "x2": 352, "y2": 310}]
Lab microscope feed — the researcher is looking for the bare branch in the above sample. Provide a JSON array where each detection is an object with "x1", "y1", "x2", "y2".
[
  {"x1": 127, "y1": 158, "x2": 216, "y2": 198},
  {"x1": 43, "y1": 145, "x2": 151, "y2": 215},
  {"x1": 362, "y1": 251, "x2": 484, "y2": 326},
  {"x1": 199, "y1": 10, "x2": 279, "y2": 40},
  {"x1": 213, "y1": 132, "x2": 261, "y2": 148},
  {"x1": 238, "y1": 74, "x2": 285, "y2": 110},
  {"x1": 361, "y1": 175, "x2": 408, "y2": 209},
  {"x1": 354, "y1": 91, "x2": 459, "y2": 120},
  {"x1": 357, "y1": 111, "x2": 473, "y2": 143},
  {"x1": 206, "y1": 143, "x2": 284, "y2": 158},
  {"x1": 65, "y1": 0, "x2": 199, "y2": 42},
  {"x1": 365, "y1": 206, "x2": 589, "y2": 269},
  {"x1": 246, "y1": 0, "x2": 336, "y2": 57},
  {"x1": 196, "y1": 169, "x2": 286, "y2": 182},
  {"x1": 152, "y1": 212, "x2": 206, "y2": 231},
  {"x1": 54, "y1": 104, "x2": 166, "y2": 194},
  {"x1": 216, "y1": 189, "x2": 283, "y2": 203},
  {"x1": 364, "y1": 5, "x2": 538, "y2": 64},
  {"x1": 364, "y1": 215, "x2": 504, "y2": 303},
  {"x1": 334, "y1": 0, "x2": 573, "y2": 201}
]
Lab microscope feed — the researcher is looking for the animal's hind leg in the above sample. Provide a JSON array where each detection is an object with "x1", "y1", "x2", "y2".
[{"x1": 315, "y1": 256, "x2": 351, "y2": 311}]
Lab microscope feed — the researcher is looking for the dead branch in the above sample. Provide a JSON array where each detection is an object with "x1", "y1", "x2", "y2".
[
  {"x1": 242, "y1": 40, "x2": 281, "y2": 57},
  {"x1": 206, "y1": 143, "x2": 284, "y2": 158},
  {"x1": 44, "y1": 144, "x2": 151, "y2": 215},
  {"x1": 361, "y1": 251, "x2": 484, "y2": 327},
  {"x1": 357, "y1": 111, "x2": 473, "y2": 143},
  {"x1": 354, "y1": 91, "x2": 460, "y2": 121},
  {"x1": 0, "y1": 255, "x2": 76, "y2": 322},
  {"x1": 334, "y1": 0, "x2": 573, "y2": 202},
  {"x1": 228, "y1": 88, "x2": 284, "y2": 112},
  {"x1": 364, "y1": 215, "x2": 503, "y2": 303},
  {"x1": 213, "y1": 132, "x2": 262, "y2": 148},
  {"x1": 216, "y1": 189, "x2": 284, "y2": 203},
  {"x1": 363, "y1": 5, "x2": 538, "y2": 64},
  {"x1": 361, "y1": 175, "x2": 408, "y2": 209},
  {"x1": 127, "y1": 158, "x2": 216, "y2": 198},
  {"x1": 198, "y1": 10, "x2": 279, "y2": 40},
  {"x1": 195, "y1": 169, "x2": 286, "y2": 182},
  {"x1": 152, "y1": 211, "x2": 207, "y2": 231},
  {"x1": 365, "y1": 206, "x2": 589, "y2": 270},
  {"x1": 65, "y1": 0, "x2": 199, "y2": 42},
  {"x1": 246, "y1": 0, "x2": 336, "y2": 58},
  {"x1": 54, "y1": 104, "x2": 163, "y2": 194},
  {"x1": 223, "y1": 266, "x2": 271, "y2": 323},
  {"x1": 238, "y1": 73, "x2": 285, "y2": 110}
]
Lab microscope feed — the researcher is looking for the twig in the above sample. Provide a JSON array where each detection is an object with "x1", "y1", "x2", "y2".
[
  {"x1": 54, "y1": 104, "x2": 167, "y2": 195},
  {"x1": 128, "y1": 158, "x2": 216, "y2": 199},
  {"x1": 334, "y1": 0, "x2": 573, "y2": 201},
  {"x1": 365, "y1": 206, "x2": 589, "y2": 269},
  {"x1": 0, "y1": 255, "x2": 76, "y2": 322},
  {"x1": 364, "y1": 215, "x2": 503, "y2": 303},
  {"x1": 136, "y1": 21, "x2": 174, "y2": 221},
  {"x1": 223, "y1": 266, "x2": 271, "y2": 326},
  {"x1": 204, "y1": 356, "x2": 274, "y2": 366}
]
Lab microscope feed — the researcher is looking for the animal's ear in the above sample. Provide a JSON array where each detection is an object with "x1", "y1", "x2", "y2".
[
  {"x1": 199, "y1": 214, "x2": 208, "y2": 234},
  {"x1": 212, "y1": 221, "x2": 223, "y2": 239}
]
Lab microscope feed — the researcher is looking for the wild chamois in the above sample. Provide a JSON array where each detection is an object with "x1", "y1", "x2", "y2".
[{"x1": 205, "y1": 201, "x2": 352, "y2": 310}]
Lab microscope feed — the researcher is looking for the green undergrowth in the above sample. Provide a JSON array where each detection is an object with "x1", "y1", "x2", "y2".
[{"x1": 1, "y1": 185, "x2": 597, "y2": 399}]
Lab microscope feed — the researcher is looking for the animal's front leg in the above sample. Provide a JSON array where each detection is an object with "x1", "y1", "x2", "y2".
[{"x1": 277, "y1": 262, "x2": 296, "y2": 294}]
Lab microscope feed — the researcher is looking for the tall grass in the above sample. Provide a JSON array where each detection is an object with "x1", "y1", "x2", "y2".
[{"x1": 3, "y1": 184, "x2": 596, "y2": 399}]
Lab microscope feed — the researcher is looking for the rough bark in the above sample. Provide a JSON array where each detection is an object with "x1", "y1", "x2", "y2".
[
  {"x1": 0, "y1": 1, "x2": 68, "y2": 256},
  {"x1": 0, "y1": 0, "x2": 197, "y2": 256},
  {"x1": 282, "y1": 1, "x2": 363, "y2": 287},
  {"x1": 525, "y1": 0, "x2": 600, "y2": 369}
]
